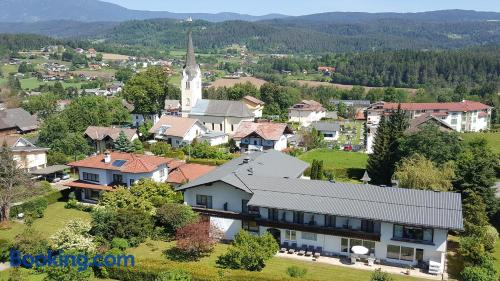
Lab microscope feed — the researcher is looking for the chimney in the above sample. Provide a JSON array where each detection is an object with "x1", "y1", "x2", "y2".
[{"x1": 104, "y1": 150, "x2": 111, "y2": 163}]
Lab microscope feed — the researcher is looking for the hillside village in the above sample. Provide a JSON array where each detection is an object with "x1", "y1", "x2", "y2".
[{"x1": 0, "y1": 8, "x2": 499, "y2": 281}]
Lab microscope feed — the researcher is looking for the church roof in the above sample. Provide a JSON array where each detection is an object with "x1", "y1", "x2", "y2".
[
  {"x1": 184, "y1": 30, "x2": 199, "y2": 81},
  {"x1": 189, "y1": 100, "x2": 254, "y2": 118}
]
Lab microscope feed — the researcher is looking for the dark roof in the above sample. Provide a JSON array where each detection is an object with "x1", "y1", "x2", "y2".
[
  {"x1": 184, "y1": 30, "x2": 199, "y2": 81},
  {"x1": 406, "y1": 114, "x2": 454, "y2": 134},
  {"x1": 0, "y1": 108, "x2": 39, "y2": 132},
  {"x1": 310, "y1": 121, "x2": 340, "y2": 132},
  {"x1": 189, "y1": 99, "x2": 253, "y2": 118},
  {"x1": 31, "y1": 165, "x2": 69, "y2": 175},
  {"x1": 177, "y1": 150, "x2": 309, "y2": 192},
  {"x1": 242, "y1": 176, "x2": 463, "y2": 231}
]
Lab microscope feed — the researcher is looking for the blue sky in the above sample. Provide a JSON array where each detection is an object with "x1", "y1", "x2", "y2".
[{"x1": 105, "y1": 0, "x2": 500, "y2": 15}]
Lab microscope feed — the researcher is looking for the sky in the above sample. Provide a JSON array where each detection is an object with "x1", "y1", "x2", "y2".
[{"x1": 104, "y1": 0, "x2": 500, "y2": 15}]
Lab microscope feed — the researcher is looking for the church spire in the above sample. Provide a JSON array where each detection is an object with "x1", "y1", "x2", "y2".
[{"x1": 185, "y1": 29, "x2": 197, "y2": 70}]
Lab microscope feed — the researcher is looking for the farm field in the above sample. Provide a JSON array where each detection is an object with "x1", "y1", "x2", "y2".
[
  {"x1": 209, "y1": 76, "x2": 268, "y2": 89},
  {"x1": 295, "y1": 80, "x2": 418, "y2": 95},
  {"x1": 461, "y1": 131, "x2": 500, "y2": 154},
  {"x1": 19, "y1": 77, "x2": 84, "y2": 90}
]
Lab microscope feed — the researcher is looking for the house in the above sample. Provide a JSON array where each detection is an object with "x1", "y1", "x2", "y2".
[
  {"x1": 149, "y1": 116, "x2": 207, "y2": 148},
  {"x1": 65, "y1": 151, "x2": 172, "y2": 202},
  {"x1": 0, "y1": 108, "x2": 39, "y2": 136},
  {"x1": 318, "y1": 66, "x2": 336, "y2": 75},
  {"x1": 242, "y1": 96, "x2": 265, "y2": 118},
  {"x1": 188, "y1": 100, "x2": 255, "y2": 134},
  {"x1": 232, "y1": 121, "x2": 293, "y2": 152},
  {"x1": 83, "y1": 88, "x2": 111, "y2": 96},
  {"x1": 0, "y1": 136, "x2": 48, "y2": 172},
  {"x1": 309, "y1": 122, "x2": 341, "y2": 141},
  {"x1": 162, "y1": 100, "x2": 181, "y2": 116},
  {"x1": 365, "y1": 100, "x2": 492, "y2": 153},
  {"x1": 167, "y1": 163, "x2": 216, "y2": 187},
  {"x1": 84, "y1": 126, "x2": 138, "y2": 153},
  {"x1": 288, "y1": 100, "x2": 326, "y2": 127},
  {"x1": 177, "y1": 151, "x2": 463, "y2": 275},
  {"x1": 405, "y1": 114, "x2": 455, "y2": 134},
  {"x1": 198, "y1": 131, "x2": 229, "y2": 146},
  {"x1": 131, "y1": 112, "x2": 161, "y2": 128}
]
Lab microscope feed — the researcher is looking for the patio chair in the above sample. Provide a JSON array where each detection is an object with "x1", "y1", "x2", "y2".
[
  {"x1": 305, "y1": 245, "x2": 314, "y2": 256},
  {"x1": 280, "y1": 242, "x2": 289, "y2": 253},
  {"x1": 367, "y1": 257, "x2": 375, "y2": 266},
  {"x1": 313, "y1": 247, "x2": 322, "y2": 259},
  {"x1": 288, "y1": 243, "x2": 297, "y2": 254},
  {"x1": 298, "y1": 245, "x2": 307, "y2": 256},
  {"x1": 350, "y1": 255, "x2": 357, "y2": 264}
]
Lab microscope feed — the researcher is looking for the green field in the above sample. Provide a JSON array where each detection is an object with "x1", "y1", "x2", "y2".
[
  {"x1": 461, "y1": 132, "x2": 500, "y2": 154},
  {"x1": 20, "y1": 77, "x2": 84, "y2": 90},
  {"x1": 299, "y1": 149, "x2": 368, "y2": 170}
]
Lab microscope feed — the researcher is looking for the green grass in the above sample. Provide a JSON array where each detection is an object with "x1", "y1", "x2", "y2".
[
  {"x1": 20, "y1": 78, "x2": 84, "y2": 90},
  {"x1": 0, "y1": 202, "x2": 91, "y2": 241},
  {"x1": 0, "y1": 268, "x2": 116, "y2": 281},
  {"x1": 299, "y1": 149, "x2": 368, "y2": 170},
  {"x1": 461, "y1": 132, "x2": 500, "y2": 154},
  {"x1": 494, "y1": 238, "x2": 500, "y2": 273}
]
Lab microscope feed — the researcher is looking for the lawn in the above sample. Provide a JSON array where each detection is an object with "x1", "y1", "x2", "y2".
[
  {"x1": 494, "y1": 237, "x2": 500, "y2": 273},
  {"x1": 299, "y1": 149, "x2": 368, "y2": 170},
  {"x1": 0, "y1": 202, "x2": 91, "y2": 241},
  {"x1": 20, "y1": 78, "x2": 84, "y2": 90},
  {"x1": 461, "y1": 132, "x2": 500, "y2": 154}
]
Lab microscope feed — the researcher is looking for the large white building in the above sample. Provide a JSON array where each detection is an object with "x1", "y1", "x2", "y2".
[
  {"x1": 177, "y1": 151, "x2": 463, "y2": 276},
  {"x1": 0, "y1": 136, "x2": 48, "y2": 172},
  {"x1": 288, "y1": 100, "x2": 326, "y2": 127},
  {"x1": 366, "y1": 100, "x2": 492, "y2": 153}
]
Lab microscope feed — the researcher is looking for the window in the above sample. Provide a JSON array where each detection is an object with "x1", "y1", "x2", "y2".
[
  {"x1": 325, "y1": 215, "x2": 336, "y2": 227},
  {"x1": 363, "y1": 241, "x2": 376, "y2": 255},
  {"x1": 341, "y1": 238, "x2": 349, "y2": 253},
  {"x1": 85, "y1": 189, "x2": 100, "y2": 201},
  {"x1": 242, "y1": 220, "x2": 259, "y2": 233},
  {"x1": 393, "y1": 225, "x2": 433, "y2": 243},
  {"x1": 231, "y1": 124, "x2": 234, "y2": 131},
  {"x1": 350, "y1": 239, "x2": 363, "y2": 252},
  {"x1": 284, "y1": 230, "x2": 296, "y2": 241},
  {"x1": 451, "y1": 119, "x2": 458, "y2": 125},
  {"x1": 401, "y1": 246, "x2": 415, "y2": 261},
  {"x1": 302, "y1": 232, "x2": 317, "y2": 241},
  {"x1": 324, "y1": 133, "x2": 334, "y2": 138},
  {"x1": 185, "y1": 81, "x2": 190, "y2": 90},
  {"x1": 82, "y1": 172, "x2": 99, "y2": 182},
  {"x1": 219, "y1": 124, "x2": 223, "y2": 131},
  {"x1": 361, "y1": 220, "x2": 375, "y2": 233},
  {"x1": 242, "y1": 200, "x2": 249, "y2": 214},
  {"x1": 268, "y1": 208, "x2": 279, "y2": 221},
  {"x1": 387, "y1": 245, "x2": 400, "y2": 260},
  {"x1": 196, "y1": 195, "x2": 212, "y2": 209},
  {"x1": 293, "y1": 211, "x2": 304, "y2": 224},
  {"x1": 129, "y1": 179, "x2": 135, "y2": 186},
  {"x1": 112, "y1": 174, "x2": 123, "y2": 183},
  {"x1": 160, "y1": 168, "x2": 165, "y2": 178}
]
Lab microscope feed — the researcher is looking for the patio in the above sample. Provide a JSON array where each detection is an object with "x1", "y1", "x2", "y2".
[{"x1": 275, "y1": 252, "x2": 445, "y2": 280}]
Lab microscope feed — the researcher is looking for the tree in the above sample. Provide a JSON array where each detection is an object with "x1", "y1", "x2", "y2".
[
  {"x1": 138, "y1": 120, "x2": 153, "y2": 141},
  {"x1": 0, "y1": 143, "x2": 32, "y2": 221},
  {"x1": 99, "y1": 188, "x2": 155, "y2": 214},
  {"x1": 13, "y1": 228, "x2": 48, "y2": 257},
  {"x1": 90, "y1": 208, "x2": 118, "y2": 241},
  {"x1": 22, "y1": 93, "x2": 59, "y2": 119},
  {"x1": 217, "y1": 230, "x2": 278, "y2": 271},
  {"x1": 155, "y1": 203, "x2": 198, "y2": 236},
  {"x1": 397, "y1": 125, "x2": 462, "y2": 165},
  {"x1": 130, "y1": 179, "x2": 183, "y2": 207},
  {"x1": 302, "y1": 128, "x2": 324, "y2": 151},
  {"x1": 461, "y1": 266, "x2": 496, "y2": 281},
  {"x1": 454, "y1": 139, "x2": 498, "y2": 217},
  {"x1": 115, "y1": 67, "x2": 134, "y2": 83},
  {"x1": 50, "y1": 220, "x2": 96, "y2": 253},
  {"x1": 394, "y1": 154, "x2": 455, "y2": 191},
  {"x1": 462, "y1": 192, "x2": 489, "y2": 238},
  {"x1": 173, "y1": 221, "x2": 220, "y2": 259},
  {"x1": 310, "y1": 159, "x2": 324, "y2": 180},
  {"x1": 114, "y1": 208, "x2": 154, "y2": 246},
  {"x1": 123, "y1": 67, "x2": 180, "y2": 117},
  {"x1": 17, "y1": 62, "x2": 35, "y2": 73},
  {"x1": 113, "y1": 131, "x2": 134, "y2": 152}
]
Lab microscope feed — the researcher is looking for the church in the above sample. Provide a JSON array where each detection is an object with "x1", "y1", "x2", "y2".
[{"x1": 180, "y1": 30, "x2": 260, "y2": 135}]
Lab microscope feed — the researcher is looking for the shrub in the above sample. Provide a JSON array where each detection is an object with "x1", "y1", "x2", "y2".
[
  {"x1": 111, "y1": 238, "x2": 130, "y2": 251},
  {"x1": 216, "y1": 231, "x2": 278, "y2": 271},
  {"x1": 286, "y1": 266, "x2": 307, "y2": 278},
  {"x1": 155, "y1": 269, "x2": 192, "y2": 281},
  {"x1": 169, "y1": 221, "x2": 220, "y2": 261},
  {"x1": 50, "y1": 220, "x2": 95, "y2": 253},
  {"x1": 483, "y1": 225, "x2": 498, "y2": 252},
  {"x1": 155, "y1": 203, "x2": 198, "y2": 236},
  {"x1": 65, "y1": 198, "x2": 79, "y2": 209},
  {"x1": 459, "y1": 235, "x2": 487, "y2": 265},
  {"x1": 10, "y1": 197, "x2": 48, "y2": 219},
  {"x1": 43, "y1": 250, "x2": 94, "y2": 281},
  {"x1": 90, "y1": 208, "x2": 118, "y2": 241},
  {"x1": 114, "y1": 208, "x2": 154, "y2": 247},
  {"x1": 13, "y1": 228, "x2": 49, "y2": 257},
  {"x1": 186, "y1": 158, "x2": 230, "y2": 166},
  {"x1": 461, "y1": 266, "x2": 496, "y2": 281},
  {"x1": 370, "y1": 270, "x2": 394, "y2": 281},
  {"x1": 0, "y1": 239, "x2": 11, "y2": 262}
]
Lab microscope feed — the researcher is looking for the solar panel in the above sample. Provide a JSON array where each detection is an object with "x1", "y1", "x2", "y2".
[{"x1": 112, "y1": 160, "x2": 127, "y2": 167}]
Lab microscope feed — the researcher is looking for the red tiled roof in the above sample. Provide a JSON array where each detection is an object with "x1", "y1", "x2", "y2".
[
  {"x1": 64, "y1": 180, "x2": 115, "y2": 191},
  {"x1": 84, "y1": 126, "x2": 137, "y2": 141},
  {"x1": 168, "y1": 163, "x2": 215, "y2": 184},
  {"x1": 67, "y1": 152, "x2": 172, "y2": 174},
  {"x1": 290, "y1": 100, "x2": 325, "y2": 112},
  {"x1": 232, "y1": 121, "x2": 292, "y2": 141},
  {"x1": 382, "y1": 100, "x2": 490, "y2": 112},
  {"x1": 149, "y1": 116, "x2": 202, "y2": 138},
  {"x1": 355, "y1": 109, "x2": 366, "y2": 120}
]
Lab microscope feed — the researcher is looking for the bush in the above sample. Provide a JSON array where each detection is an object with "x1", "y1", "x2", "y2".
[
  {"x1": 155, "y1": 203, "x2": 198, "y2": 236},
  {"x1": 483, "y1": 225, "x2": 498, "y2": 252},
  {"x1": 170, "y1": 221, "x2": 218, "y2": 261},
  {"x1": 65, "y1": 198, "x2": 79, "y2": 209},
  {"x1": 155, "y1": 270, "x2": 192, "y2": 281},
  {"x1": 111, "y1": 238, "x2": 130, "y2": 251},
  {"x1": 186, "y1": 158, "x2": 230, "y2": 166},
  {"x1": 217, "y1": 231, "x2": 278, "y2": 271},
  {"x1": 0, "y1": 239, "x2": 11, "y2": 262},
  {"x1": 459, "y1": 235, "x2": 487, "y2": 265},
  {"x1": 286, "y1": 266, "x2": 307, "y2": 278},
  {"x1": 90, "y1": 208, "x2": 118, "y2": 241},
  {"x1": 13, "y1": 228, "x2": 49, "y2": 257},
  {"x1": 115, "y1": 208, "x2": 154, "y2": 247},
  {"x1": 461, "y1": 266, "x2": 496, "y2": 281},
  {"x1": 370, "y1": 270, "x2": 394, "y2": 281},
  {"x1": 10, "y1": 197, "x2": 48, "y2": 219}
]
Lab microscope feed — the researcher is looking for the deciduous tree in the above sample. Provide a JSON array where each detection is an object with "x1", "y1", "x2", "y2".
[{"x1": 394, "y1": 154, "x2": 455, "y2": 191}]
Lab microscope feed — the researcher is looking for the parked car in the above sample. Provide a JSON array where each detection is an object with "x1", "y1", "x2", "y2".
[
  {"x1": 59, "y1": 173, "x2": 70, "y2": 180},
  {"x1": 46, "y1": 174, "x2": 61, "y2": 183},
  {"x1": 343, "y1": 145, "x2": 353, "y2": 151}
]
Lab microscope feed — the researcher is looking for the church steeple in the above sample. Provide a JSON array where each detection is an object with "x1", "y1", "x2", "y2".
[
  {"x1": 185, "y1": 30, "x2": 197, "y2": 70},
  {"x1": 181, "y1": 25, "x2": 202, "y2": 117}
]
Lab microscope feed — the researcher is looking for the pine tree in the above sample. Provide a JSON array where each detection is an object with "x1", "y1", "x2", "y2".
[
  {"x1": 310, "y1": 160, "x2": 318, "y2": 180},
  {"x1": 113, "y1": 131, "x2": 134, "y2": 153}
]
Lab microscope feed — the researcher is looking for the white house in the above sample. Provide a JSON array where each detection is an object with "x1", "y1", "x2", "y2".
[
  {"x1": 149, "y1": 115, "x2": 207, "y2": 148},
  {"x1": 177, "y1": 151, "x2": 463, "y2": 276},
  {"x1": 242, "y1": 95, "x2": 265, "y2": 118},
  {"x1": 198, "y1": 131, "x2": 229, "y2": 146},
  {"x1": 309, "y1": 121, "x2": 341, "y2": 141},
  {"x1": 289, "y1": 100, "x2": 326, "y2": 127},
  {"x1": 232, "y1": 121, "x2": 293, "y2": 152},
  {"x1": 84, "y1": 126, "x2": 139, "y2": 153},
  {"x1": 0, "y1": 136, "x2": 48, "y2": 172},
  {"x1": 65, "y1": 151, "x2": 171, "y2": 202}
]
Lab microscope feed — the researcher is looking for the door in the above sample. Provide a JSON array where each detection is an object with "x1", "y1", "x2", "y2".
[
  {"x1": 416, "y1": 248, "x2": 424, "y2": 267},
  {"x1": 267, "y1": 228, "x2": 281, "y2": 244}
]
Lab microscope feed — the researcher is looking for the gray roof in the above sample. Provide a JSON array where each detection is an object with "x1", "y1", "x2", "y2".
[
  {"x1": 200, "y1": 131, "x2": 228, "y2": 139},
  {"x1": 31, "y1": 165, "x2": 69, "y2": 176},
  {"x1": 310, "y1": 121, "x2": 340, "y2": 132},
  {"x1": 242, "y1": 176, "x2": 463, "y2": 230},
  {"x1": 0, "y1": 108, "x2": 39, "y2": 132},
  {"x1": 189, "y1": 99, "x2": 253, "y2": 118},
  {"x1": 330, "y1": 100, "x2": 371, "y2": 107},
  {"x1": 177, "y1": 150, "x2": 309, "y2": 192},
  {"x1": 184, "y1": 30, "x2": 200, "y2": 81}
]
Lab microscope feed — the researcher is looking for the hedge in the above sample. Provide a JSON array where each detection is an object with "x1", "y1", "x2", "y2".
[
  {"x1": 106, "y1": 259, "x2": 317, "y2": 281},
  {"x1": 186, "y1": 158, "x2": 230, "y2": 166},
  {"x1": 9, "y1": 189, "x2": 70, "y2": 218},
  {"x1": 303, "y1": 167, "x2": 364, "y2": 181}
]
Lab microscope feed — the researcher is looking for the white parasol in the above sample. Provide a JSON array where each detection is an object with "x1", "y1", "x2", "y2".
[{"x1": 351, "y1": 245, "x2": 369, "y2": 255}]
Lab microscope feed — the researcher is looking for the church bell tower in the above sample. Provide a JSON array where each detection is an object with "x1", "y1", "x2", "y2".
[{"x1": 181, "y1": 24, "x2": 202, "y2": 117}]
